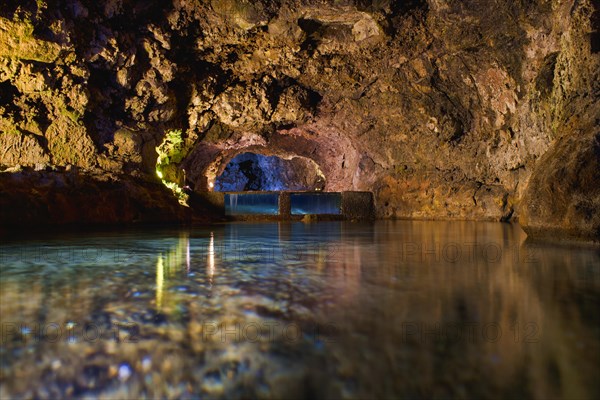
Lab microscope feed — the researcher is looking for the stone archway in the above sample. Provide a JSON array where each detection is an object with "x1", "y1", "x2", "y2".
[{"x1": 180, "y1": 125, "x2": 361, "y2": 193}]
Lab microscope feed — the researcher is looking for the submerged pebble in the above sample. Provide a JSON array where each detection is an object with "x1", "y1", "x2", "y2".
[
  {"x1": 51, "y1": 359, "x2": 62, "y2": 370},
  {"x1": 118, "y1": 363, "x2": 132, "y2": 382},
  {"x1": 202, "y1": 369, "x2": 224, "y2": 394},
  {"x1": 141, "y1": 356, "x2": 152, "y2": 372}
]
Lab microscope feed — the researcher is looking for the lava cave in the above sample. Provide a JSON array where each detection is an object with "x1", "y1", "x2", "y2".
[{"x1": 0, "y1": 1, "x2": 599, "y2": 399}]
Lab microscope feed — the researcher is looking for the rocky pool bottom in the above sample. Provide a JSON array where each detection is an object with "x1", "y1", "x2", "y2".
[{"x1": 0, "y1": 221, "x2": 599, "y2": 399}]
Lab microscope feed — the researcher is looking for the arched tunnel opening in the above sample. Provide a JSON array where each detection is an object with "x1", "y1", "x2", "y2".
[
  {"x1": 213, "y1": 152, "x2": 326, "y2": 192},
  {"x1": 156, "y1": 129, "x2": 372, "y2": 218}
]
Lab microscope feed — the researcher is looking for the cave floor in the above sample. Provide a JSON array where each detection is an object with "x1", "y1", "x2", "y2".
[{"x1": 1, "y1": 221, "x2": 598, "y2": 399}]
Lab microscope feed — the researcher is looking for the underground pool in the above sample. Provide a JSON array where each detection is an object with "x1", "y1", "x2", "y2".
[{"x1": 1, "y1": 221, "x2": 598, "y2": 399}]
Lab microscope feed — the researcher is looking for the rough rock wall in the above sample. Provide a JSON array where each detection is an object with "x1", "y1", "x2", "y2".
[
  {"x1": 0, "y1": 0, "x2": 598, "y2": 237},
  {"x1": 0, "y1": 170, "x2": 191, "y2": 226},
  {"x1": 520, "y1": 128, "x2": 600, "y2": 240}
]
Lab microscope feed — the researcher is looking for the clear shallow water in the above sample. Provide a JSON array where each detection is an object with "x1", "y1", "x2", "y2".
[
  {"x1": 0, "y1": 221, "x2": 599, "y2": 399},
  {"x1": 291, "y1": 193, "x2": 341, "y2": 215},
  {"x1": 225, "y1": 194, "x2": 279, "y2": 215}
]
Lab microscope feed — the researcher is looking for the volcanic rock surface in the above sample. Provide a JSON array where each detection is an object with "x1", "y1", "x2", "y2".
[{"x1": 0, "y1": 0, "x2": 599, "y2": 239}]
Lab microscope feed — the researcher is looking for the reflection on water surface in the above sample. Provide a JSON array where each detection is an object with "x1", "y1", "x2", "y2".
[{"x1": 0, "y1": 221, "x2": 599, "y2": 399}]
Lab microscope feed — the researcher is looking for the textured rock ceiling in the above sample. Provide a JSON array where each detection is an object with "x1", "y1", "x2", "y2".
[{"x1": 0, "y1": 0, "x2": 599, "y2": 238}]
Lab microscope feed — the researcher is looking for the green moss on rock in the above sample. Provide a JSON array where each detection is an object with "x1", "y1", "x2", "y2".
[{"x1": 0, "y1": 17, "x2": 63, "y2": 63}]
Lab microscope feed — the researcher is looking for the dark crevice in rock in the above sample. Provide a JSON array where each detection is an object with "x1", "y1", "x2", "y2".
[
  {"x1": 0, "y1": 0, "x2": 43, "y2": 19},
  {"x1": 389, "y1": 0, "x2": 429, "y2": 19},
  {"x1": 500, "y1": 207, "x2": 515, "y2": 222},
  {"x1": 591, "y1": 0, "x2": 600, "y2": 53},
  {"x1": 0, "y1": 81, "x2": 21, "y2": 115},
  {"x1": 34, "y1": 134, "x2": 52, "y2": 161},
  {"x1": 34, "y1": 100, "x2": 52, "y2": 135},
  {"x1": 85, "y1": 67, "x2": 125, "y2": 147},
  {"x1": 429, "y1": 65, "x2": 471, "y2": 144},
  {"x1": 535, "y1": 52, "x2": 559, "y2": 98},
  {"x1": 305, "y1": 87, "x2": 323, "y2": 111},
  {"x1": 383, "y1": 0, "x2": 429, "y2": 38},
  {"x1": 298, "y1": 18, "x2": 323, "y2": 54}
]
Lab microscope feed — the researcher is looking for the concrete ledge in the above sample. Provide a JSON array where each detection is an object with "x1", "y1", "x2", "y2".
[
  {"x1": 194, "y1": 192, "x2": 225, "y2": 217},
  {"x1": 194, "y1": 191, "x2": 374, "y2": 220},
  {"x1": 342, "y1": 191, "x2": 374, "y2": 220}
]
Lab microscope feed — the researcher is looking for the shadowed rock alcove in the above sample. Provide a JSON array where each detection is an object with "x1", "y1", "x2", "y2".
[{"x1": 214, "y1": 152, "x2": 326, "y2": 192}]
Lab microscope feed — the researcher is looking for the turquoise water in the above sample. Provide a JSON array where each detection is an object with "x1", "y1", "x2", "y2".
[
  {"x1": 225, "y1": 193, "x2": 279, "y2": 215},
  {"x1": 0, "y1": 221, "x2": 599, "y2": 399},
  {"x1": 291, "y1": 193, "x2": 341, "y2": 215}
]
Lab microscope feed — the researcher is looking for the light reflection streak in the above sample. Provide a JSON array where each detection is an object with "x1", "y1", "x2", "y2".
[
  {"x1": 186, "y1": 237, "x2": 191, "y2": 273},
  {"x1": 208, "y1": 232, "x2": 215, "y2": 286},
  {"x1": 156, "y1": 254, "x2": 164, "y2": 309},
  {"x1": 155, "y1": 234, "x2": 190, "y2": 309}
]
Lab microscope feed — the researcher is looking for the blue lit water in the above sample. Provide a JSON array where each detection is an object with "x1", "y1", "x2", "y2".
[
  {"x1": 225, "y1": 193, "x2": 279, "y2": 215},
  {"x1": 291, "y1": 193, "x2": 341, "y2": 215},
  {"x1": 0, "y1": 221, "x2": 599, "y2": 399}
]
